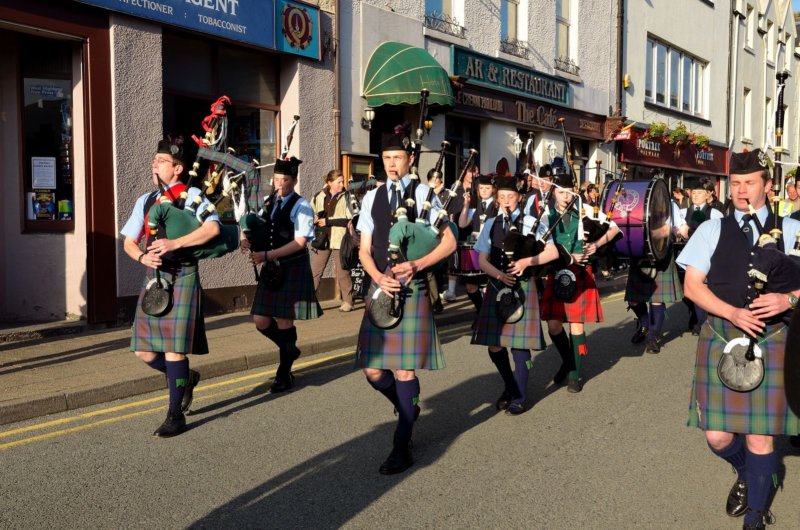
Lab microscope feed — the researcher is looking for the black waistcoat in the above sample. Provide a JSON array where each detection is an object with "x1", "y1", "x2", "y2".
[
  {"x1": 371, "y1": 184, "x2": 417, "y2": 272},
  {"x1": 488, "y1": 212, "x2": 523, "y2": 269},
  {"x1": 707, "y1": 212, "x2": 784, "y2": 320},
  {"x1": 473, "y1": 200, "x2": 498, "y2": 232},
  {"x1": 267, "y1": 193, "x2": 305, "y2": 258},
  {"x1": 686, "y1": 204, "x2": 712, "y2": 238}
]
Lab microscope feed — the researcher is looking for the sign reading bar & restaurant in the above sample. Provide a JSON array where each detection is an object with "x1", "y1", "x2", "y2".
[
  {"x1": 451, "y1": 46, "x2": 570, "y2": 105},
  {"x1": 454, "y1": 85, "x2": 604, "y2": 140}
]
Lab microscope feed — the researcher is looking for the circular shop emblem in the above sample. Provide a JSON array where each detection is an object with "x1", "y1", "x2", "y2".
[{"x1": 282, "y1": 4, "x2": 313, "y2": 50}]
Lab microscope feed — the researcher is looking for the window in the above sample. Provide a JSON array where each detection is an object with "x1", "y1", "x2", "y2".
[
  {"x1": 766, "y1": 21, "x2": 775, "y2": 62},
  {"x1": 501, "y1": 0, "x2": 518, "y2": 40},
  {"x1": 743, "y1": 87, "x2": 752, "y2": 140},
  {"x1": 163, "y1": 33, "x2": 279, "y2": 220},
  {"x1": 425, "y1": 0, "x2": 453, "y2": 17},
  {"x1": 765, "y1": 97, "x2": 773, "y2": 147},
  {"x1": 556, "y1": 0, "x2": 570, "y2": 60},
  {"x1": 745, "y1": 5, "x2": 755, "y2": 49},
  {"x1": 19, "y1": 34, "x2": 79, "y2": 232},
  {"x1": 645, "y1": 37, "x2": 707, "y2": 117}
]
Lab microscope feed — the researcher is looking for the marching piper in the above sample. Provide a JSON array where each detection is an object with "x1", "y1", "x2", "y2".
[
  {"x1": 243, "y1": 157, "x2": 322, "y2": 393},
  {"x1": 471, "y1": 176, "x2": 558, "y2": 414},
  {"x1": 524, "y1": 164, "x2": 555, "y2": 217},
  {"x1": 121, "y1": 135, "x2": 215, "y2": 437},
  {"x1": 355, "y1": 126, "x2": 456, "y2": 475},
  {"x1": 677, "y1": 149, "x2": 800, "y2": 528},
  {"x1": 457, "y1": 175, "x2": 497, "y2": 312},
  {"x1": 540, "y1": 173, "x2": 620, "y2": 393}
]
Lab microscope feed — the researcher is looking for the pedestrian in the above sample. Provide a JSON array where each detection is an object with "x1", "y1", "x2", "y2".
[
  {"x1": 355, "y1": 125, "x2": 456, "y2": 475},
  {"x1": 120, "y1": 135, "x2": 213, "y2": 437},
  {"x1": 541, "y1": 172, "x2": 620, "y2": 393},
  {"x1": 471, "y1": 176, "x2": 557, "y2": 414},
  {"x1": 310, "y1": 169, "x2": 355, "y2": 312},
  {"x1": 243, "y1": 156, "x2": 322, "y2": 393},
  {"x1": 677, "y1": 149, "x2": 800, "y2": 528},
  {"x1": 672, "y1": 185, "x2": 689, "y2": 209},
  {"x1": 457, "y1": 174, "x2": 497, "y2": 312}
]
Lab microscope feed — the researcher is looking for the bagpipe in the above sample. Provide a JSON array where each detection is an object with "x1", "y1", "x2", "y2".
[{"x1": 237, "y1": 114, "x2": 301, "y2": 288}]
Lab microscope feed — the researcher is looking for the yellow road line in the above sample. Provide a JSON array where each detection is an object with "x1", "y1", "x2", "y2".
[{"x1": 0, "y1": 350, "x2": 356, "y2": 440}]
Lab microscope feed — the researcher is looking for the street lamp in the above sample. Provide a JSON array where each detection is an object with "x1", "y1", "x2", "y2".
[
  {"x1": 512, "y1": 134, "x2": 524, "y2": 156},
  {"x1": 361, "y1": 107, "x2": 376, "y2": 130},
  {"x1": 424, "y1": 116, "x2": 434, "y2": 135}
]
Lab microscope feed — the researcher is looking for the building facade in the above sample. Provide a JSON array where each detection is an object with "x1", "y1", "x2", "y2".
[{"x1": 0, "y1": 0, "x2": 335, "y2": 323}]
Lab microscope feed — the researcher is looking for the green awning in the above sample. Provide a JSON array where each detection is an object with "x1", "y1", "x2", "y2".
[{"x1": 363, "y1": 42, "x2": 455, "y2": 108}]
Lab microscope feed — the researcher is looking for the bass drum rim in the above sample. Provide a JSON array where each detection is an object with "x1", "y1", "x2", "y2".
[{"x1": 643, "y1": 177, "x2": 672, "y2": 263}]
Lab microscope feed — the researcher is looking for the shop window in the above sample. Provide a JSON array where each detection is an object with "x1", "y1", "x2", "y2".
[
  {"x1": 163, "y1": 33, "x2": 279, "y2": 220},
  {"x1": 342, "y1": 155, "x2": 374, "y2": 205},
  {"x1": 19, "y1": 34, "x2": 79, "y2": 232}
]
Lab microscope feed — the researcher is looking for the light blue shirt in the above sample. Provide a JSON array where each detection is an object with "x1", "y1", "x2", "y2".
[
  {"x1": 678, "y1": 204, "x2": 724, "y2": 225},
  {"x1": 356, "y1": 175, "x2": 441, "y2": 235},
  {"x1": 120, "y1": 183, "x2": 219, "y2": 242},
  {"x1": 474, "y1": 210, "x2": 551, "y2": 253},
  {"x1": 676, "y1": 204, "x2": 800, "y2": 275},
  {"x1": 268, "y1": 191, "x2": 315, "y2": 240},
  {"x1": 524, "y1": 192, "x2": 551, "y2": 217}
]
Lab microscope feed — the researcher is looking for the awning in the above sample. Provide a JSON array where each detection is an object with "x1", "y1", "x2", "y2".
[{"x1": 363, "y1": 42, "x2": 455, "y2": 108}]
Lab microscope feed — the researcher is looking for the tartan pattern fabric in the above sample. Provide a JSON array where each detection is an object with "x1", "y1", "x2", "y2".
[
  {"x1": 356, "y1": 278, "x2": 445, "y2": 370},
  {"x1": 471, "y1": 279, "x2": 545, "y2": 350},
  {"x1": 130, "y1": 264, "x2": 208, "y2": 355},
  {"x1": 540, "y1": 265, "x2": 604, "y2": 323},
  {"x1": 688, "y1": 316, "x2": 800, "y2": 435},
  {"x1": 251, "y1": 252, "x2": 323, "y2": 320},
  {"x1": 624, "y1": 259, "x2": 683, "y2": 304}
]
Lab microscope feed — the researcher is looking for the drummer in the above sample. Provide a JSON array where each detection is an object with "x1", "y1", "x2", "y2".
[
  {"x1": 540, "y1": 173, "x2": 620, "y2": 393},
  {"x1": 625, "y1": 184, "x2": 684, "y2": 354},
  {"x1": 457, "y1": 175, "x2": 497, "y2": 312},
  {"x1": 471, "y1": 176, "x2": 558, "y2": 414},
  {"x1": 676, "y1": 178, "x2": 723, "y2": 335}
]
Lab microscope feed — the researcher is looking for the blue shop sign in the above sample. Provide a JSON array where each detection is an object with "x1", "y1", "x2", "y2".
[{"x1": 74, "y1": 0, "x2": 276, "y2": 50}]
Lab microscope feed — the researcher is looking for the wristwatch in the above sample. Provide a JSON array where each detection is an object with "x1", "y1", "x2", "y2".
[{"x1": 788, "y1": 294, "x2": 799, "y2": 310}]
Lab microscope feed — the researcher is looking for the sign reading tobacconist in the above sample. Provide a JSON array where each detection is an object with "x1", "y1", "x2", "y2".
[{"x1": 451, "y1": 46, "x2": 570, "y2": 106}]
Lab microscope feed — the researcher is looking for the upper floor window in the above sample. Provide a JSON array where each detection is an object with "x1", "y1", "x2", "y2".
[
  {"x1": 766, "y1": 20, "x2": 775, "y2": 62},
  {"x1": 745, "y1": 5, "x2": 755, "y2": 49},
  {"x1": 424, "y1": 0, "x2": 465, "y2": 38},
  {"x1": 556, "y1": 0, "x2": 570, "y2": 60},
  {"x1": 645, "y1": 37, "x2": 706, "y2": 117},
  {"x1": 501, "y1": 0, "x2": 518, "y2": 40}
]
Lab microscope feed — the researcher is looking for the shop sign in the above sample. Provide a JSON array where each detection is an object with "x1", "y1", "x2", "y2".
[
  {"x1": 73, "y1": 0, "x2": 277, "y2": 51},
  {"x1": 454, "y1": 85, "x2": 605, "y2": 140},
  {"x1": 619, "y1": 130, "x2": 727, "y2": 175},
  {"x1": 276, "y1": 0, "x2": 320, "y2": 59},
  {"x1": 451, "y1": 46, "x2": 569, "y2": 106}
]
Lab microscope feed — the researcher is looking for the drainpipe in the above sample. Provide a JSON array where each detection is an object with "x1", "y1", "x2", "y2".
[
  {"x1": 332, "y1": 2, "x2": 341, "y2": 170},
  {"x1": 728, "y1": 4, "x2": 741, "y2": 149},
  {"x1": 615, "y1": 0, "x2": 623, "y2": 117}
]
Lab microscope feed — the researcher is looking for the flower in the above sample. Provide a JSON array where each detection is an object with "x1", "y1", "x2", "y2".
[
  {"x1": 645, "y1": 121, "x2": 669, "y2": 138},
  {"x1": 665, "y1": 121, "x2": 690, "y2": 145}
]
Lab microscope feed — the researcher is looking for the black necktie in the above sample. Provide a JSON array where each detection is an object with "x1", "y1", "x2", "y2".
[
  {"x1": 272, "y1": 197, "x2": 283, "y2": 220},
  {"x1": 740, "y1": 214, "x2": 753, "y2": 244},
  {"x1": 482, "y1": 201, "x2": 487, "y2": 211},
  {"x1": 389, "y1": 183, "x2": 398, "y2": 212}
]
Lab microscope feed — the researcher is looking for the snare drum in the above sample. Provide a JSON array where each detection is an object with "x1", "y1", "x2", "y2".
[
  {"x1": 451, "y1": 242, "x2": 482, "y2": 277},
  {"x1": 602, "y1": 178, "x2": 671, "y2": 263}
]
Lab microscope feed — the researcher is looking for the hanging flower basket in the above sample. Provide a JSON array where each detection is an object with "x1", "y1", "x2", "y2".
[
  {"x1": 643, "y1": 121, "x2": 669, "y2": 139},
  {"x1": 665, "y1": 121, "x2": 690, "y2": 145}
]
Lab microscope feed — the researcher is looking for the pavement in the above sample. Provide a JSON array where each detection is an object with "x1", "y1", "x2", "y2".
[{"x1": 0, "y1": 273, "x2": 629, "y2": 426}]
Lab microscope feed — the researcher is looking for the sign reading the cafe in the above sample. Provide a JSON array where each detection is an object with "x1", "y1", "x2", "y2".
[
  {"x1": 454, "y1": 85, "x2": 604, "y2": 140},
  {"x1": 451, "y1": 46, "x2": 569, "y2": 106}
]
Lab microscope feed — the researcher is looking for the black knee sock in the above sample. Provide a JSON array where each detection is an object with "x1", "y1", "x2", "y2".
[
  {"x1": 489, "y1": 348, "x2": 518, "y2": 397},
  {"x1": 648, "y1": 303, "x2": 666, "y2": 341},
  {"x1": 708, "y1": 434, "x2": 746, "y2": 477},
  {"x1": 744, "y1": 449, "x2": 779, "y2": 525},
  {"x1": 395, "y1": 378, "x2": 420, "y2": 445},
  {"x1": 511, "y1": 349, "x2": 531, "y2": 404},
  {"x1": 257, "y1": 319, "x2": 279, "y2": 346},
  {"x1": 549, "y1": 330, "x2": 573, "y2": 371},
  {"x1": 368, "y1": 370, "x2": 399, "y2": 409},
  {"x1": 145, "y1": 353, "x2": 167, "y2": 374},
  {"x1": 629, "y1": 303, "x2": 648, "y2": 324},
  {"x1": 165, "y1": 359, "x2": 189, "y2": 417},
  {"x1": 467, "y1": 290, "x2": 483, "y2": 312},
  {"x1": 274, "y1": 327, "x2": 299, "y2": 379}
]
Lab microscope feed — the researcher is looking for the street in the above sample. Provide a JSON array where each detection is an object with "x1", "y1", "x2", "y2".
[{"x1": 2, "y1": 294, "x2": 799, "y2": 529}]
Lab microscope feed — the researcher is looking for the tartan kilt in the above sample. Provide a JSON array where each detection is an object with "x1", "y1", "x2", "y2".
[
  {"x1": 540, "y1": 265, "x2": 603, "y2": 323},
  {"x1": 251, "y1": 252, "x2": 323, "y2": 320},
  {"x1": 356, "y1": 278, "x2": 445, "y2": 370},
  {"x1": 625, "y1": 259, "x2": 683, "y2": 304},
  {"x1": 471, "y1": 278, "x2": 545, "y2": 350},
  {"x1": 688, "y1": 316, "x2": 800, "y2": 435},
  {"x1": 130, "y1": 264, "x2": 208, "y2": 355}
]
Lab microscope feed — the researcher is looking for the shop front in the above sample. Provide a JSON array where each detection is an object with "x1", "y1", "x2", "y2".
[
  {"x1": 617, "y1": 128, "x2": 729, "y2": 199},
  {"x1": 1, "y1": 0, "x2": 326, "y2": 323},
  {"x1": 448, "y1": 46, "x2": 609, "y2": 184}
]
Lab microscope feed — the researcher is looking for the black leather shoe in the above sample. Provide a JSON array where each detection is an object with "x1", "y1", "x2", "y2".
[
  {"x1": 726, "y1": 477, "x2": 747, "y2": 518},
  {"x1": 631, "y1": 324, "x2": 649, "y2": 344},
  {"x1": 432, "y1": 299, "x2": 444, "y2": 314},
  {"x1": 495, "y1": 390, "x2": 515, "y2": 410},
  {"x1": 379, "y1": 442, "x2": 413, "y2": 475},
  {"x1": 505, "y1": 402, "x2": 527, "y2": 415},
  {"x1": 742, "y1": 509, "x2": 774, "y2": 529},
  {"x1": 553, "y1": 364, "x2": 569, "y2": 385},
  {"x1": 269, "y1": 374, "x2": 295, "y2": 393},
  {"x1": 567, "y1": 378, "x2": 583, "y2": 393},
  {"x1": 645, "y1": 339, "x2": 661, "y2": 354},
  {"x1": 153, "y1": 413, "x2": 187, "y2": 437},
  {"x1": 180, "y1": 370, "x2": 201, "y2": 414}
]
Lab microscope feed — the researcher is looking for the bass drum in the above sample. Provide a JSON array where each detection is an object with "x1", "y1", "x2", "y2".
[{"x1": 602, "y1": 178, "x2": 671, "y2": 263}]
